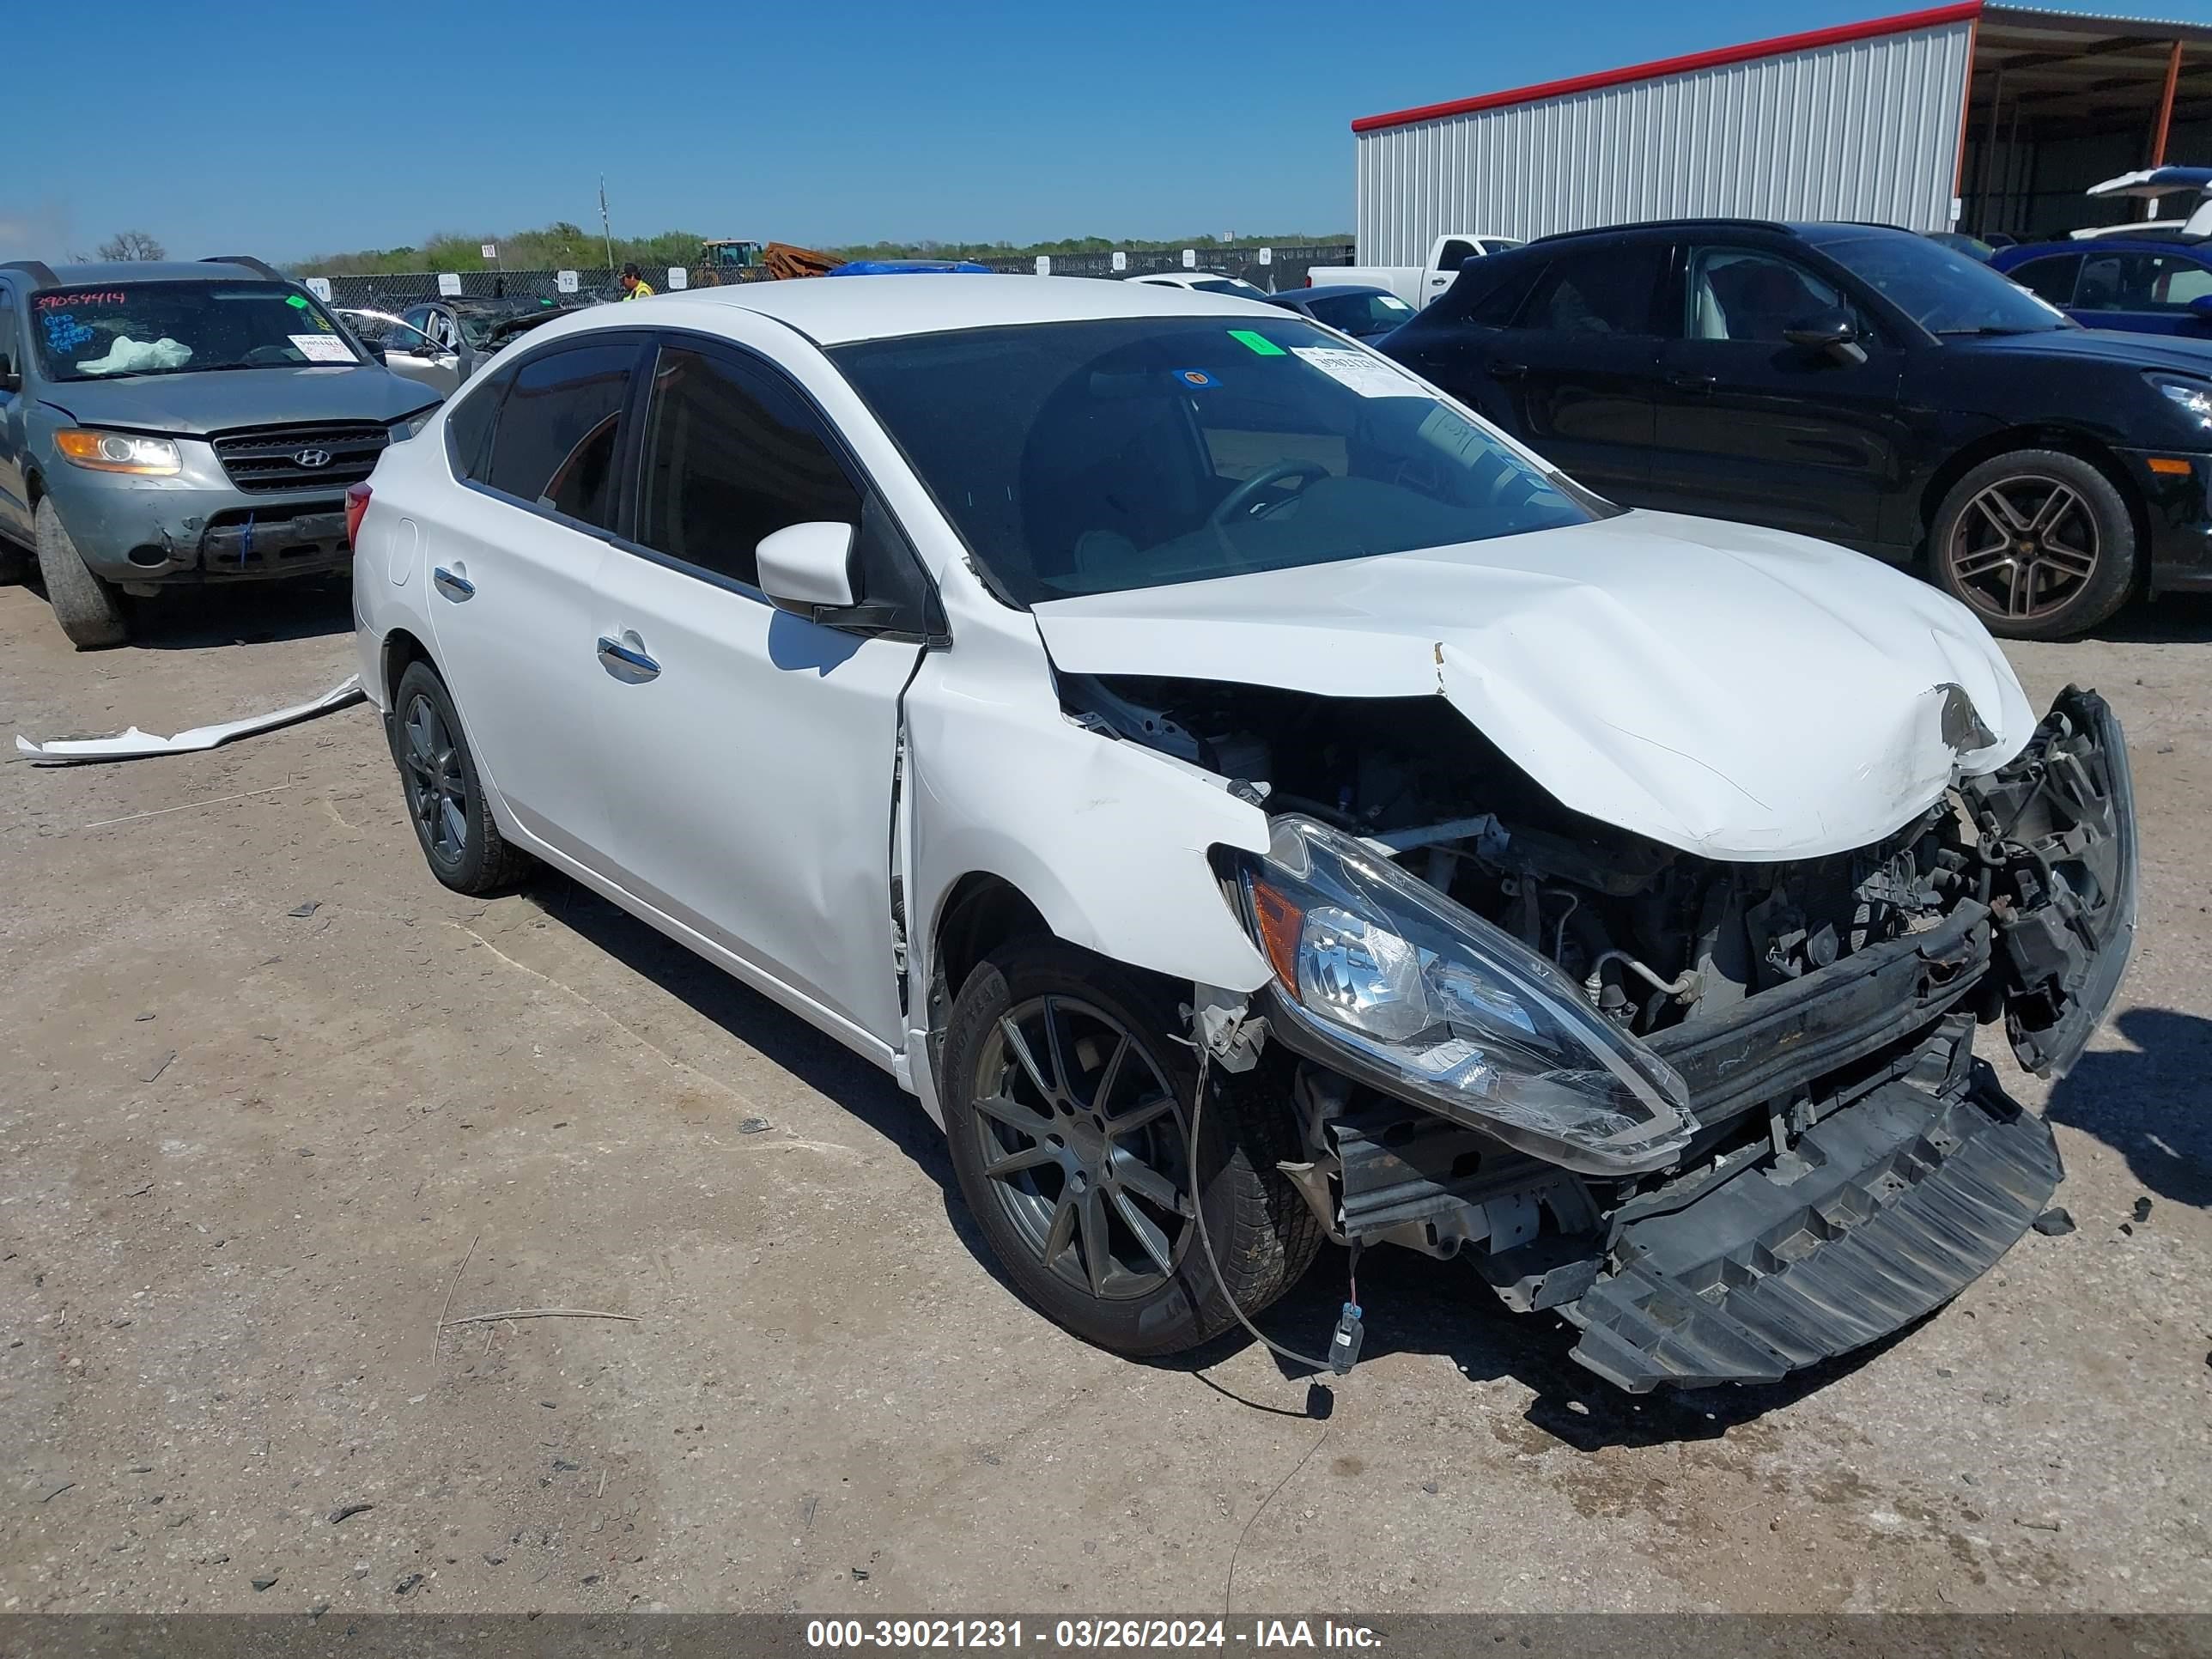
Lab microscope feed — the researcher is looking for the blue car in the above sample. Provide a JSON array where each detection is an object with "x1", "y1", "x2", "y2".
[
  {"x1": 1990, "y1": 166, "x2": 2212, "y2": 337},
  {"x1": 1992, "y1": 234, "x2": 2212, "y2": 337}
]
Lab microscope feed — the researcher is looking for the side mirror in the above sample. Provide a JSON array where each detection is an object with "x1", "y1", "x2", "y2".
[
  {"x1": 1783, "y1": 307, "x2": 1867, "y2": 364},
  {"x1": 757, "y1": 520, "x2": 857, "y2": 614},
  {"x1": 2188, "y1": 294, "x2": 2212, "y2": 322},
  {"x1": 365, "y1": 343, "x2": 387, "y2": 365}
]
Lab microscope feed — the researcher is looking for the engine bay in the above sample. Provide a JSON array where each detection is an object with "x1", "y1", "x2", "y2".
[{"x1": 1065, "y1": 672, "x2": 1986, "y2": 1041}]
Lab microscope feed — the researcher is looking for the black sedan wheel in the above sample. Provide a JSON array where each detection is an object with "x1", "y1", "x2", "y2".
[
  {"x1": 940, "y1": 938, "x2": 1321, "y2": 1357},
  {"x1": 1932, "y1": 450, "x2": 2136, "y2": 641},
  {"x1": 387, "y1": 659, "x2": 529, "y2": 896}
]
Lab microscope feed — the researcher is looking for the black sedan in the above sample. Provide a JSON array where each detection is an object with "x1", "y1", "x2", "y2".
[
  {"x1": 1382, "y1": 218, "x2": 2212, "y2": 639},
  {"x1": 1266, "y1": 283, "x2": 1419, "y2": 342}
]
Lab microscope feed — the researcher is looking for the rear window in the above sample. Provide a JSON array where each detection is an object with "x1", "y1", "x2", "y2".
[
  {"x1": 1522, "y1": 245, "x2": 1667, "y2": 337},
  {"x1": 31, "y1": 281, "x2": 360, "y2": 380},
  {"x1": 475, "y1": 341, "x2": 638, "y2": 528}
]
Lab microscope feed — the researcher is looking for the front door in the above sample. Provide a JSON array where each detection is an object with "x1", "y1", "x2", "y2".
[
  {"x1": 386, "y1": 307, "x2": 463, "y2": 394},
  {"x1": 1641, "y1": 243, "x2": 1908, "y2": 552},
  {"x1": 586, "y1": 333, "x2": 927, "y2": 1050},
  {"x1": 421, "y1": 335, "x2": 647, "y2": 861},
  {"x1": 2069, "y1": 247, "x2": 2212, "y2": 337},
  {"x1": 1486, "y1": 240, "x2": 1669, "y2": 501}
]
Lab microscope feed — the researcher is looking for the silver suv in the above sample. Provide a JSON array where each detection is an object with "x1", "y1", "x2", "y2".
[{"x1": 0, "y1": 257, "x2": 440, "y2": 646}]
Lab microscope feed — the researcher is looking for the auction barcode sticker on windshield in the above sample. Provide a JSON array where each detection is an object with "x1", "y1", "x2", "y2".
[
  {"x1": 290, "y1": 334, "x2": 354, "y2": 364},
  {"x1": 1292, "y1": 345, "x2": 1424, "y2": 398}
]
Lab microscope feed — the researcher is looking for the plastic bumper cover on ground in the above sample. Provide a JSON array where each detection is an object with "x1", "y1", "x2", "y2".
[{"x1": 1560, "y1": 1054, "x2": 2063, "y2": 1393}]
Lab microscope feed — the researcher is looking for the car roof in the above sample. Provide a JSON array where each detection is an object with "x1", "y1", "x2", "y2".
[
  {"x1": 3, "y1": 258, "x2": 279, "y2": 289},
  {"x1": 582, "y1": 273, "x2": 1290, "y2": 345}
]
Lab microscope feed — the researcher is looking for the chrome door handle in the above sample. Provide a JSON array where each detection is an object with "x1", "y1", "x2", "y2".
[
  {"x1": 432, "y1": 566, "x2": 474, "y2": 600},
  {"x1": 597, "y1": 635, "x2": 659, "y2": 681}
]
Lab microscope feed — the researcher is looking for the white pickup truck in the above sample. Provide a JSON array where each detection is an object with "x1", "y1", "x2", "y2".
[{"x1": 1332, "y1": 233, "x2": 1523, "y2": 308}]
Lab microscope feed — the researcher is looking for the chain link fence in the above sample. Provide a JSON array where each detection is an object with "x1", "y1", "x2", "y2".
[{"x1": 313, "y1": 245, "x2": 1358, "y2": 311}]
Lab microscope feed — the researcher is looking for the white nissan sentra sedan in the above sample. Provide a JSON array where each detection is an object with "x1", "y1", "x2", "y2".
[{"x1": 349, "y1": 276, "x2": 2135, "y2": 1393}]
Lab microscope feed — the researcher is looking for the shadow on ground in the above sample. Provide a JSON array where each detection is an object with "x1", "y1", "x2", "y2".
[
  {"x1": 113, "y1": 576, "x2": 356, "y2": 651},
  {"x1": 2046, "y1": 1006, "x2": 2212, "y2": 1211}
]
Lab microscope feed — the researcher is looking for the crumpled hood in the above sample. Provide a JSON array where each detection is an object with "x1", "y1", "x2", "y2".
[
  {"x1": 38, "y1": 364, "x2": 434, "y2": 435},
  {"x1": 1030, "y1": 509, "x2": 2038, "y2": 860}
]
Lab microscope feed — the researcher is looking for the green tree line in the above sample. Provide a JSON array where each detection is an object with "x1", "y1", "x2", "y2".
[{"x1": 290, "y1": 222, "x2": 1352, "y2": 276}]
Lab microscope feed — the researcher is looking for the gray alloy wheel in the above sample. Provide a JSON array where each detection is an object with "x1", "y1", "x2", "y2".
[
  {"x1": 969, "y1": 993, "x2": 1194, "y2": 1300},
  {"x1": 939, "y1": 937, "x2": 1322, "y2": 1357},
  {"x1": 386, "y1": 659, "x2": 529, "y2": 896},
  {"x1": 400, "y1": 690, "x2": 470, "y2": 865},
  {"x1": 1930, "y1": 449, "x2": 2136, "y2": 641},
  {"x1": 1943, "y1": 473, "x2": 2100, "y2": 625}
]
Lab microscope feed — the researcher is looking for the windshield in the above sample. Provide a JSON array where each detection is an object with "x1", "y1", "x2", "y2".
[
  {"x1": 32, "y1": 281, "x2": 362, "y2": 380},
  {"x1": 1308, "y1": 291, "x2": 1416, "y2": 336},
  {"x1": 1812, "y1": 231, "x2": 2070, "y2": 335},
  {"x1": 831, "y1": 316, "x2": 1598, "y2": 606}
]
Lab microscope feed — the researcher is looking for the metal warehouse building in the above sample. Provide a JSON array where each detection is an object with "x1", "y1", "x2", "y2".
[{"x1": 1353, "y1": 2, "x2": 2212, "y2": 262}]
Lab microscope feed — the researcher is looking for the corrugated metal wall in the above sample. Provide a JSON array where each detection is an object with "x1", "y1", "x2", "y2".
[{"x1": 1356, "y1": 20, "x2": 1974, "y2": 262}]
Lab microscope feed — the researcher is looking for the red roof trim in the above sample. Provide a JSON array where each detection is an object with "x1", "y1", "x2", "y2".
[{"x1": 1351, "y1": 2, "x2": 1984, "y2": 133}]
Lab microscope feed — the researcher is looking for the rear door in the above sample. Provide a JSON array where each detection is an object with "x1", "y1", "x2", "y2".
[
  {"x1": 1641, "y1": 241, "x2": 1908, "y2": 550},
  {"x1": 421, "y1": 334, "x2": 648, "y2": 862},
  {"x1": 1478, "y1": 240, "x2": 1669, "y2": 501},
  {"x1": 584, "y1": 329, "x2": 931, "y2": 1050}
]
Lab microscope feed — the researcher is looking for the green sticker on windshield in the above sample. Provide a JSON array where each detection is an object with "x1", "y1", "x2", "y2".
[
  {"x1": 285, "y1": 294, "x2": 308, "y2": 307},
  {"x1": 1228, "y1": 329, "x2": 1285, "y2": 356}
]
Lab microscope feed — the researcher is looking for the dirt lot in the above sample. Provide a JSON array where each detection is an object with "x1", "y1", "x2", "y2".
[{"x1": 0, "y1": 577, "x2": 2206, "y2": 1618}]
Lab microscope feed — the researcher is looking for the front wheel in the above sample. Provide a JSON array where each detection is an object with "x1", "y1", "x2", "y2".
[
  {"x1": 33, "y1": 499, "x2": 128, "y2": 647},
  {"x1": 1930, "y1": 450, "x2": 2136, "y2": 641},
  {"x1": 940, "y1": 939, "x2": 1321, "y2": 1358}
]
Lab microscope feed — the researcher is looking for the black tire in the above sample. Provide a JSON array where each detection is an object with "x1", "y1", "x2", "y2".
[
  {"x1": 33, "y1": 499, "x2": 127, "y2": 648},
  {"x1": 1930, "y1": 449, "x2": 2136, "y2": 641},
  {"x1": 940, "y1": 938, "x2": 1322, "y2": 1357},
  {"x1": 387, "y1": 659, "x2": 530, "y2": 896}
]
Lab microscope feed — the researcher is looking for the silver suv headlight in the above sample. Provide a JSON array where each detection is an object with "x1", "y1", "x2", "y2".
[{"x1": 1229, "y1": 814, "x2": 1696, "y2": 1174}]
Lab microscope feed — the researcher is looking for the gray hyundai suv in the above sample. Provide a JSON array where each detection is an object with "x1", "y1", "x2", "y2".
[{"x1": 0, "y1": 257, "x2": 440, "y2": 646}]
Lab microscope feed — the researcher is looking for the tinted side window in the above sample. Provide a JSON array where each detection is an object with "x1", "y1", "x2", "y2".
[
  {"x1": 632, "y1": 344, "x2": 860, "y2": 588},
  {"x1": 446, "y1": 365, "x2": 508, "y2": 481},
  {"x1": 1436, "y1": 239, "x2": 1479, "y2": 271},
  {"x1": 0, "y1": 295, "x2": 18, "y2": 381},
  {"x1": 2009, "y1": 253, "x2": 2081, "y2": 307},
  {"x1": 1522, "y1": 245, "x2": 1666, "y2": 336},
  {"x1": 479, "y1": 342, "x2": 637, "y2": 528},
  {"x1": 2076, "y1": 251, "x2": 2212, "y2": 313}
]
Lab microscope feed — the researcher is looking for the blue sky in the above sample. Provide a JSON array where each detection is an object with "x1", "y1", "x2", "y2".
[{"x1": 13, "y1": 0, "x2": 2212, "y2": 262}]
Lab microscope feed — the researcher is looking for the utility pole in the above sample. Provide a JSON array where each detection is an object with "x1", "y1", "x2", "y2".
[{"x1": 599, "y1": 175, "x2": 617, "y2": 275}]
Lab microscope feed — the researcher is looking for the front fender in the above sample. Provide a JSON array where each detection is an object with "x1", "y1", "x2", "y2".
[{"x1": 905, "y1": 653, "x2": 1273, "y2": 998}]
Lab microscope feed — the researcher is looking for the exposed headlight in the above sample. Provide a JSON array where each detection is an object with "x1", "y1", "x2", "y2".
[
  {"x1": 389, "y1": 407, "x2": 439, "y2": 442},
  {"x1": 1232, "y1": 815, "x2": 1696, "y2": 1175},
  {"x1": 54, "y1": 429, "x2": 180, "y2": 476},
  {"x1": 2152, "y1": 374, "x2": 2212, "y2": 430}
]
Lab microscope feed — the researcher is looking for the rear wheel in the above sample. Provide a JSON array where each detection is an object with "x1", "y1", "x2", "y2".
[
  {"x1": 388, "y1": 659, "x2": 529, "y2": 896},
  {"x1": 1930, "y1": 450, "x2": 2136, "y2": 641},
  {"x1": 940, "y1": 938, "x2": 1321, "y2": 1357},
  {"x1": 33, "y1": 499, "x2": 127, "y2": 647}
]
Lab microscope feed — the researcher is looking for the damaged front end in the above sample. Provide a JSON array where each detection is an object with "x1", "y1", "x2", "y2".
[{"x1": 1152, "y1": 680, "x2": 2135, "y2": 1392}]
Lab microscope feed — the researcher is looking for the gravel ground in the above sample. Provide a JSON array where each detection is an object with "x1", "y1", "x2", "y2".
[{"x1": 0, "y1": 577, "x2": 2205, "y2": 1617}]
